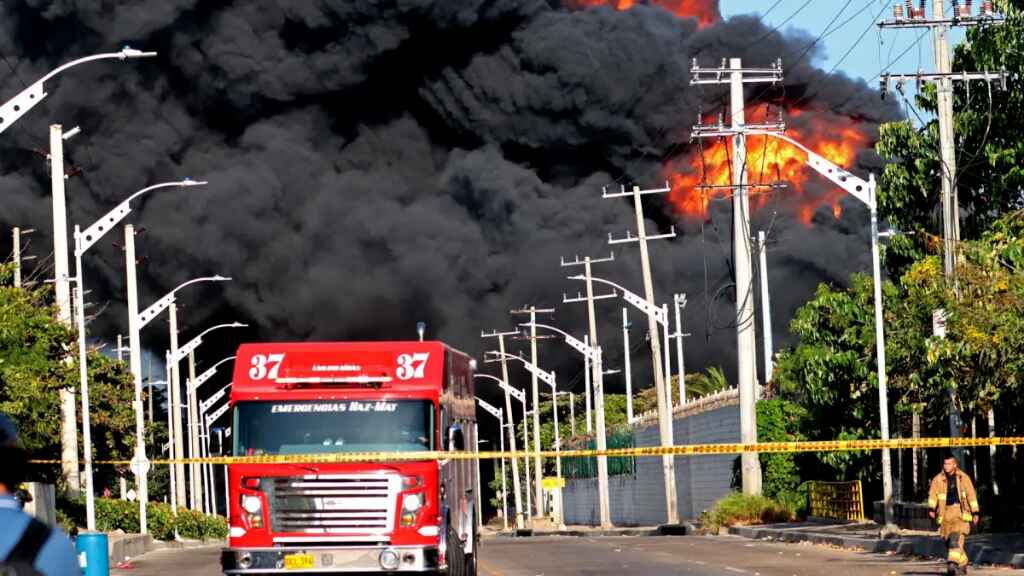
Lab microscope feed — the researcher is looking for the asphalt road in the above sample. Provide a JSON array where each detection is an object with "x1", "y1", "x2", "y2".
[{"x1": 111, "y1": 536, "x2": 1014, "y2": 575}]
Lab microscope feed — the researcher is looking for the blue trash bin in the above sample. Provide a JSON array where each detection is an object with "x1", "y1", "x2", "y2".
[{"x1": 75, "y1": 532, "x2": 109, "y2": 576}]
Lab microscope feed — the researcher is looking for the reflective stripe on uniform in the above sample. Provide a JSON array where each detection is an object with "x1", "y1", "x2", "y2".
[
  {"x1": 948, "y1": 549, "x2": 968, "y2": 565},
  {"x1": 928, "y1": 498, "x2": 937, "y2": 507},
  {"x1": 961, "y1": 511, "x2": 973, "y2": 522},
  {"x1": 969, "y1": 499, "x2": 979, "y2": 512}
]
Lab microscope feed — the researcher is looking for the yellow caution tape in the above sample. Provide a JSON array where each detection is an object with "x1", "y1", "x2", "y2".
[{"x1": 27, "y1": 435, "x2": 1024, "y2": 466}]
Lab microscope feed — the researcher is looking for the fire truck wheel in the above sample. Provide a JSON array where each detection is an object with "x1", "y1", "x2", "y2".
[{"x1": 446, "y1": 518, "x2": 464, "y2": 576}]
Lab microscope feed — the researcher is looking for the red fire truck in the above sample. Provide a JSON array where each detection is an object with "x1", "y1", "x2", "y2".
[{"x1": 221, "y1": 341, "x2": 480, "y2": 575}]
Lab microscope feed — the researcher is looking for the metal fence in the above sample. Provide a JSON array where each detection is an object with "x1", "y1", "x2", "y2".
[
  {"x1": 563, "y1": 429, "x2": 635, "y2": 478},
  {"x1": 807, "y1": 480, "x2": 865, "y2": 521}
]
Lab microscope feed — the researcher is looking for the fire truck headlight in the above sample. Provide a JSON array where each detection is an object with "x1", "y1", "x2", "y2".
[
  {"x1": 241, "y1": 494, "x2": 263, "y2": 514},
  {"x1": 402, "y1": 493, "x2": 422, "y2": 512}
]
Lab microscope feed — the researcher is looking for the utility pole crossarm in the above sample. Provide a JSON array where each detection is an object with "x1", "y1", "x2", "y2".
[
  {"x1": 563, "y1": 291, "x2": 617, "y2": 304},
  {"x1": 608, "y1": 227, "x2": 677, "y2": 244}
]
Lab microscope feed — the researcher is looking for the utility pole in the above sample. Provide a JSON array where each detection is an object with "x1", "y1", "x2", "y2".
[
  {"x1": 51, "y1": 124, "x2": 79, "y2": 494},
  {"x1": 569, "y1": 392, "x2": 576, "y2": 437},
  {"x1": 509, "y1": 306, "x2": 555, "y2": 521},
  {"x1": 124, "y1": 224, "x2": 150, "y2": 534},
  {"x1": 147, "y1": 355, "x2": 154, "y2": 428},
  {"x1": 880, "y1": 0, "x2": 1004, "y2": 283},
  {"x1": 12, "y1": 227, "x2": 19, "y2": 288},
  {"x1": 188, "y1": 351, "x2": 202, "y2": 510},
  {"x1": 622, "y1": 308, "x2": 633, "y2": 422},
  {"x1": 690, "y1": 58, "x2": 783, "y2": 496},
  {"x1": 562, "y1": 253, "x2": 615, "y2": 431},
  {"x1": 673, "y1": 294, "x2": 689, "y2": 405},
  {"x1": 164, "y1": 352, "x2": 179, "y2": 521},
  {"x1": 879, "y1": 0, "x2": 1006, "y2": 482},
  {"x1": 603, "y1": 183, "x2": 679, "y2": 524},
  {"x1": 584, "y1": 336, "x2": 592, "y2": 433},
  {"x1": 480, "y1": 330, "x2": 524, "y2": 529},
  {"x1": 757, "y1": 231, "x2": 774, "y2": 385},
  {"x1": 169, "y1": 303, "x2": 187, "y2": 508}
]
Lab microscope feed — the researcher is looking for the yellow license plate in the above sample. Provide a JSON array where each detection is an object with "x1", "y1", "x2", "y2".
[{"x1": 284, "y1": 554, "x2": 315, "y2": 570}]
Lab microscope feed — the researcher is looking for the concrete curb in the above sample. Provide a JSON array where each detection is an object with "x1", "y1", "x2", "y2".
[
  {"x1": 487, "y1": 523, "x2": 695, "y2": 539},
  {"x1": 729, "y1": 525, "x2": 1024, "y2": 569},
  {"x1": 106, "y1": 533, "x2": 224, "y2": 566}
]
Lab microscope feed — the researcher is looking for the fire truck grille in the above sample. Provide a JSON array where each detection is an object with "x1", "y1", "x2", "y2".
[{"x1": 268, "y1": 474, "x2": 398, "y2": 536}]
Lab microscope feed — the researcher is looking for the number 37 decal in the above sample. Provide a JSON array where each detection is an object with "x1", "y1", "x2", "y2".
[
  {"x1": 249, "y1": 353, "x2": 285, "y2": 380},
  {"x1": 396, "y1": 353, "x2": 430, "y2": 380}
]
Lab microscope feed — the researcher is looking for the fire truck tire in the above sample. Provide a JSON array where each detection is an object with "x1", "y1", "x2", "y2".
[
  {"x1": 446, "y1": 518, "x2": 464, "y2": 576},
  {"x1": 464, "y1": 522, "x2": 478, "y2": 576}
]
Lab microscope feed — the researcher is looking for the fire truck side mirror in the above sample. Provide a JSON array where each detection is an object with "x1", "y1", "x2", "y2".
[
  {"x1": 448, "y1": 425, "x2": 466, "y2": 452},
  {"x1": 211, "y1": 428, "x2": 226, "y2": 456}
]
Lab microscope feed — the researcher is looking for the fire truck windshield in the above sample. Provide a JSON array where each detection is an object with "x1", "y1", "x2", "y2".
[{"x1": 233, "y1": 399, "x2": 434, "y2": 455}]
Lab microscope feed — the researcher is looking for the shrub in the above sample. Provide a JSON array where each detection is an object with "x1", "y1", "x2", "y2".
[
  {"x1": 702, "y1": 492, "x2": 794, "y2": 532},
  {"x1": 57, "y1": 496, "x2": 225, "y2": 541}
]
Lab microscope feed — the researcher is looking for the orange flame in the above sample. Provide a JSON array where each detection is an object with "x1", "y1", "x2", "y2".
[
  {"x1": 570, "y1": 0, "x2": 721, "y2": 28},
  {"x1": 668, "y1": 108, "x2": 868, "y2": 226}
]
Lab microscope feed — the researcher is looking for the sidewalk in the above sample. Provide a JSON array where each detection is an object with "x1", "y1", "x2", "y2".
[{"x1": 729, "y1": 521, "x2": 1024, "y2": 569}]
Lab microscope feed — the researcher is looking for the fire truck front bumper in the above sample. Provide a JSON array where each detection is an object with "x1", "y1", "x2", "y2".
[{"x1": 222, "y1": 545, "x2": 439, "y2": 573}]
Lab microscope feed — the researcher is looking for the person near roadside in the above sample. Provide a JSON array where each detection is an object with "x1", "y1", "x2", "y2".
[
  {"x1": 928, "y1": 454, "x2": 980, "y2": 575},
  {"x1": 0, "y1": 412, "x2": 81, "y2": 575}
]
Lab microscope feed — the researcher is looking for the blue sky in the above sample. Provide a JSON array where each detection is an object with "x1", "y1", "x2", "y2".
[{"x1": 719, "y1": 1, "x2": 961, "y2": 86}]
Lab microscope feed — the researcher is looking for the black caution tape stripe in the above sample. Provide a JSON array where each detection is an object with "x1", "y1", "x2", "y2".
[{"x1": 28, "y1": 436, "x2": 1024, "y2": 466}]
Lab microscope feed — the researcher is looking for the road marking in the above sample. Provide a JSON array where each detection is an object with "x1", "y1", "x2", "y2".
[{"x1": 724, "y1": 566, "x2": 747, "y2": 574}]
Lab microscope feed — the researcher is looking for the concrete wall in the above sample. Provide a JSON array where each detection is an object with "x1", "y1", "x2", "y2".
[
  {"x1": 562, "y1": 390, "x2": 740, "y2": 525},
  {"x1": 23, "y1": 483, "x2": 57, "y2": 526}
]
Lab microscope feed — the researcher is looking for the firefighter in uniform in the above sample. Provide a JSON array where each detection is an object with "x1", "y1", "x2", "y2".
[{"x1": 928, "y1": 455, "x2": 979, "y2": 575}]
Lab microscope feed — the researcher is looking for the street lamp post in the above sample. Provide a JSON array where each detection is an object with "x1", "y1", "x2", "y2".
[
  {"x1": 700, "y1": 126, "x2": 897, "y2": 534},
  {"x1": 127, "y1": 251, "x2": 227, "y2": 533},
  {"x1": 475, "y1": 373, "x2": 525, "y2": 528},
  {"x1": 568, "y1": 274, "x2": 676, "y2": 524},
  {"x1": 475, "y1": 396, "x2": 508, "y2": 531},
  {"x1": 169, "y1": 323, "x2": 247, "y2": 509},
  {"x1": 189, "y1": 356, "x2": 235, "y2": 514},
  {"x1": 0, "y1": 47, "x2": 156, "y2": 135},
  {"x1": 518, "y1": 322, "x2": 604, "y2": 529},
  {"x1": 483, "y1": 350, "x2": 570, "y2": 527},
  {"x1": 73, "y1": 179, "x2": 205, "y2": 530}
]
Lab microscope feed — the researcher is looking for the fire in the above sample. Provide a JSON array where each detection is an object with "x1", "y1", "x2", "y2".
[
  {"x1": 668, "y1": 108, "x2": 869, "y2": 226},
  {"x1": 570, "y1": 0, "x2": 721, "y2": 28}
]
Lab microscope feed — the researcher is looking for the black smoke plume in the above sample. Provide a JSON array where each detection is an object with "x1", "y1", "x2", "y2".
[{"x1": 0, "y1": 1, "x2": 900, "y2": 403}]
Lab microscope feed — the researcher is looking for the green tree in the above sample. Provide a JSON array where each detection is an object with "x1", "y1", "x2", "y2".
[
  {"x1": 875, "y1": 1, "x2": 1024, "y2": 278},
  {"x1": 0, "y1": 269, "x2": 138, "y2": 491}
]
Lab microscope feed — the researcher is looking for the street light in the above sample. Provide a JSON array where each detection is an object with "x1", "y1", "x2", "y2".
[
  {"x1": 474, "y1": 396, "x2": 508, "y2": 531},
  {"x1": 0, "y1": 47, "x2": 157, "y2": 135},
  {"x1": 474, "y1": 373, "x2": 526, "y2": 528},
  {"x1": 482, "y1": 351, "x2": 566, "y2": 526},
  {"x1": 568, "y1": 275, "x2": 675, "y2": 407},
  {"x1": 136, "y1": 274, "x2": 230, "y2": 519},
  {"x1": 718, "y1": 127, "x2": 895, "y2": 534},
  {"x1": 189, "y1": 356, "x2": 235, "y2": 514},
  {"x1": 516, "y1": 322, "x2": 595, "y2": 529},
  {"x1": 73, "y1": 179, "x2": 205, "y2": 531},
  {"x1": 171, "y1": 323, "x2": 246, "y2": 510}
]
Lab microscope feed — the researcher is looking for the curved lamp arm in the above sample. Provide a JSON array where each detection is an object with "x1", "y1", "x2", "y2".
[
  {"x1": 138, "y1": 275, "x2": 231, "y2": 328},
  {"x1": 1, "y1": 47, "x2": 157, "y2": 135},
  {"x1": 172, "y1": 323, "x2": 248, "y2": 365},
  {"x1": 78, "y1": 179, "x2": 207, "y2": 254}
]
